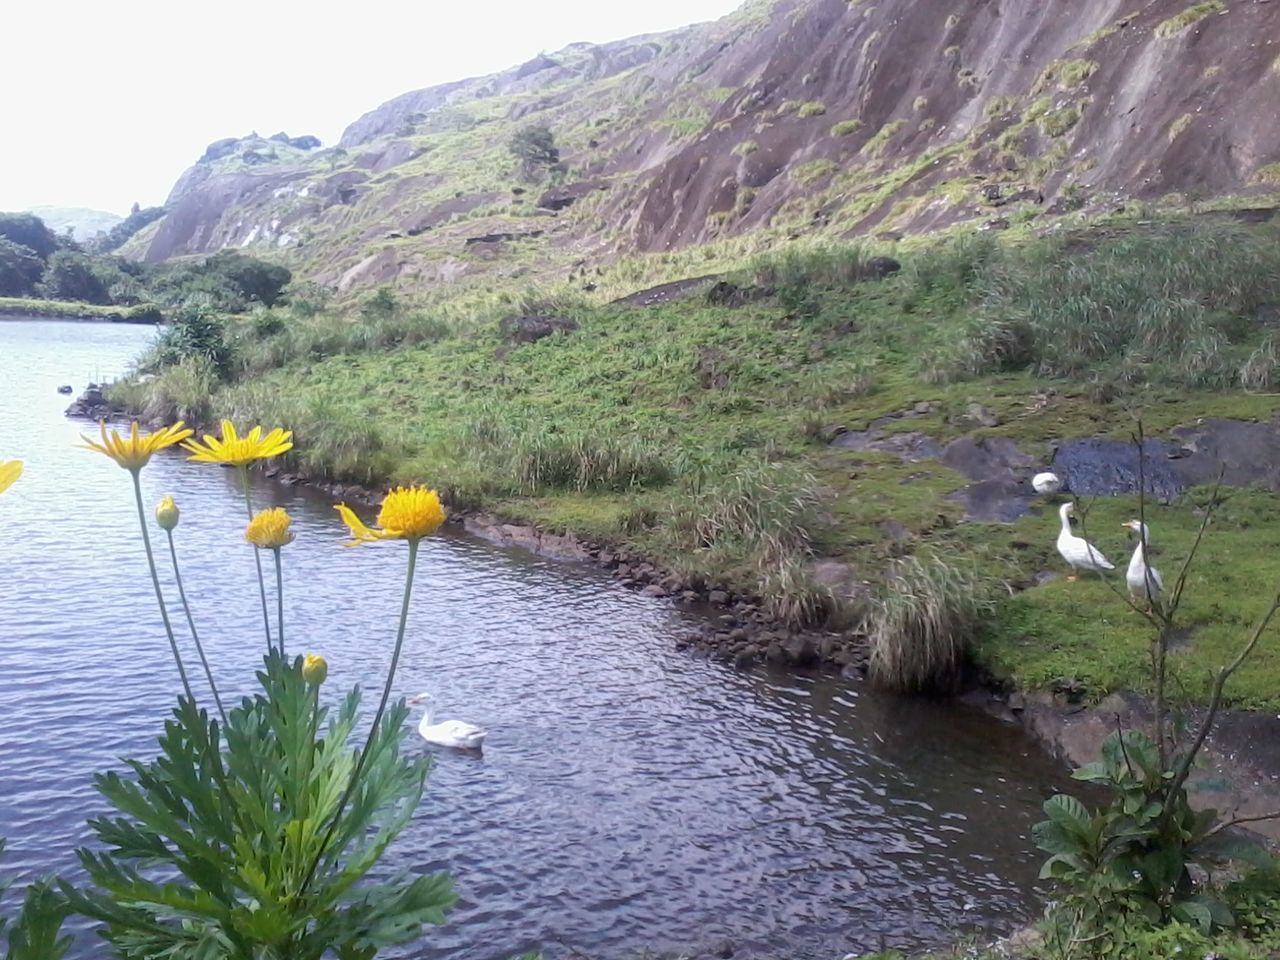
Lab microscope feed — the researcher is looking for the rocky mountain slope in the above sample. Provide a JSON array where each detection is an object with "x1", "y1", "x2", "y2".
[{"x1": 125, "y1": 0, "x2": 1280, "y2": 294}]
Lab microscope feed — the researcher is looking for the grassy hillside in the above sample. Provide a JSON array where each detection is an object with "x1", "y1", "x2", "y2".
[{"x1": 114, "y1": 206, "x2": 1280, "y2": 709}]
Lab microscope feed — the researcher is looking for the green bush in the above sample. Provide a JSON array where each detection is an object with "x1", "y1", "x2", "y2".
[{"x1": 149, "y1": 306, "x2": 233, "y2": 377}]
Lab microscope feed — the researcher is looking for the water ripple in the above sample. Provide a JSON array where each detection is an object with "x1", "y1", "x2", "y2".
[{"x1": 0, "y1": 321, "x2": 1070, "y2": 960}]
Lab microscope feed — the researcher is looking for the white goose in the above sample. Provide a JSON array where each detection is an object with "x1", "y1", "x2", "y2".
[
  {"x1": 1121, "y1": 520, "x2": 1164, "y2": 602},
  {"x1": 1056, "y1": 503, "x2": 1114, "y2": 580},
  {"x1": 1032, "y1": 471, "x2": 1063, "y2": 495},
  {"x1": 409, "y1": 694, "x2": 487, "y2": 750}
]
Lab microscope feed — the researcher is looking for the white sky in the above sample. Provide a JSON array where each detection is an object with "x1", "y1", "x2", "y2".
[{"x1": 1, "y1": 0, "x2": 743, "y2": 215}]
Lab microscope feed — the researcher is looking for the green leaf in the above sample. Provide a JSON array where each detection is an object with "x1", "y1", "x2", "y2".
[
  {"x1": 4, "y1": 881, "x2": 72, "y2": 960},
  {"x1": 1171, "y1": 898, "x2": 1212, "y2": 932}
]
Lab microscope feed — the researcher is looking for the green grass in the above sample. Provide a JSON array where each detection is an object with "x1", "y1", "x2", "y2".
[
  {"x1": 830, "y1": 118, "x2": 864, "y2": 137},
  {"x1": 1037, "y1": 104, "x2": 1081, "y2": 138},
  {"x1": 859, "y1": 119, "x2": 908, "y2": 158},
  {"x1": 113, "y1": 213, "x2": 1280, "y2": 708},
  {"x1": 797, "y1": 100, "x2": 827, "y2": 118},
  {"x1": 0, "y1": 297, "x2": 162, "y2": 323},
  {"x1": 1155, "y1": 1, "x2": 1226, "y2": 38},
  {"x1": 1031, "y1": 58, "x2": 1098, "y2": 95}
]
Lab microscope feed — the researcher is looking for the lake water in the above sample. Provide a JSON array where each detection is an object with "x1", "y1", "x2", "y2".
[{"x1": 0, "y1": 319, "x2": 1071, "y2": 959}]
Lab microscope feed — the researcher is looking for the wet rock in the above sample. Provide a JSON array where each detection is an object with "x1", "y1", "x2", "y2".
[
  {"x1": 1052, "y1": 436, "x2": 1187, "y2": 499},
  {"x1": 64, "y1": 382, "x2": 113, "y2": 420},
  {"x1": 640, "y1": 584, "x2": 667, "y2": 598},
  {"x1": 981, "y1": 217, "x2": 1010, "y2": 231},
  {"x1": 766, "y1": 641, "x2": 787, "y2": 664},
  {"x1": 733, "y1": 648, "x2": 757, "y2": 669},
  {"x1": 785, "y1": 636, "x2": 819, "y2": 667},
  {"x1": 57, "y1": 384, "x2": 73, "y2": 395},
  {"x1": 497, "y1": 313, "x2": 578, "y2": 344},
  {"x1": 830, "y1": 429, "x2": 943, "y2": 461},
  {"x1": 708, "y1": 589, "x2": 730, "y2": 605}
]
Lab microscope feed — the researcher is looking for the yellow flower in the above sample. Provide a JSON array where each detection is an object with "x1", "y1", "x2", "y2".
[
  {"x1": 155, "y1": 495, "x2": 180, "y2": 531},
  {"x1": 0, "y1": 460, "x2": 22, "y2": 495},
  {"x1": 183, "y1": 419, "x2": 293, "y2": 467},
  {"x1": 336, "y1": 486, "x2": 446, "y2": 545},
  {"x1": 245, "y1": 507, "x2": 296, "y2": 549},
  {"x1": 81, "y1": 421, "x2": 194, "y2": 472},
  {"x1": 302, "y1": 654, "x2": 328, "y2": 685}
]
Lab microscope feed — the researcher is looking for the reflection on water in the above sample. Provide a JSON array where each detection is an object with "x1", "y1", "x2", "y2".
[{"x1": 0, "y1": 320, "x2": 1064, "y2": 960}]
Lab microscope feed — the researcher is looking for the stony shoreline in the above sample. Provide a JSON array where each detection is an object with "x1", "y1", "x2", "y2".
[{"x1": 286, "y1": 470, "x2": 874, "y2": 674}]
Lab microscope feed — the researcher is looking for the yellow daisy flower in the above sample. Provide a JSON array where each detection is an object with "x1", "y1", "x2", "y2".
[
  {"x1": 0, "y1": 460, "x2": 22, "y2": 494},
  {"x1": 81, "y1": 421, "x2": 194, "y2": 472},
  {"x1": 183, "y1": 419, "x2": 293, "y2": 467},
  {"x1": 302, "y1": 653, "x2": 328, "y2": 685},
  {"x1": 246, "y1": 507, "x2": 296, "y2": 549},
  {"x1": 336, "y1": 486, "x2": 446, "y2": 545}
]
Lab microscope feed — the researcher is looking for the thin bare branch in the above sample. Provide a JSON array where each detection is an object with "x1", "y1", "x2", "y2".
[
  {"x1": 1164, "y1": 584, "x2": 1280, "y2": 821},
  {"x1": 1204, "y1": 809, "x2": 1280, "y2": 840}
]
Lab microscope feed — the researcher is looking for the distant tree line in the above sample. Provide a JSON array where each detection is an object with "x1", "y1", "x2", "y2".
[{"x1": 0, "y1": 211, "x2": 291, "y2": 314}]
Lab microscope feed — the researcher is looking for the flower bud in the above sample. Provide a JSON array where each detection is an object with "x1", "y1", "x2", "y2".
[
  {"x1": 155, "y1": 495, "x2": 180, "y2": 531},
  {"x1": 302, "y1": 654, "x2": 328, "y2": 685}
]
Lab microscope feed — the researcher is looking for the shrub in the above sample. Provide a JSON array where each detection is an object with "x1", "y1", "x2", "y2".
[
  {"x1": 864, "y1": 556, "x2": 1000, "y2": 692},
  {"x1": 830, "y1": 119, "x2": 864, "y2": 136},
  {"x1": 1155, "y1": 1, "x2": 1225, "y2": 38},
  {"x1": 1038, "y1": 104, "x2": 1082, "y2": 137},
  {"x1": 797, "y1": 100, "x2": 827, "y2": 118},
  {"x1": 148, "y1": 306, "x2": 233, "y2": 376},
  {"x1": 0, "y1": 238, "x2": 45, "y2": 297}
]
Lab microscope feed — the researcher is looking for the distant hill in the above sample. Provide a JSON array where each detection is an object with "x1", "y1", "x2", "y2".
[{"x1": 27, "y1": 205, "x2": 124, "y2": 243}]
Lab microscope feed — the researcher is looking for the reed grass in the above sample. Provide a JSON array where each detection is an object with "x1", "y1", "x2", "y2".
[{"x1": 865, "y1": 556, "x2": 1001, "y2": 693}]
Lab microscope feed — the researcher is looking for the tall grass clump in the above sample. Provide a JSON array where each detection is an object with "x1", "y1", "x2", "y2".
[
  {"x1": 109, "y1": 357, "x2": 220, "y2": 425},
  {"x1": 978, "y1": 221, "x2": 1280, "y2": 385},
  {"x1": 668, "y1": 459, "x2": 834, "y2": 626},
  {"x1": 864, "y1": 555, "x2": 1001, "y2": 692},
  {"x1": 459, "y1": 416, "x2": 673, "y2": 496}
]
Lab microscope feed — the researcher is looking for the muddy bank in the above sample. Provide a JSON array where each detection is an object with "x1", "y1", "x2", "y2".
[{"x1": 966, "y1": 686, "x2": 1280, "y2": 843}]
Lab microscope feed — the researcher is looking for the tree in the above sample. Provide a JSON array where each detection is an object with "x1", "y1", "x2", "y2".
[
  {"x1": 508, "y1": 125, "x2": 560, "y2": 180},
  {"x1": 38, "y1": 251, "x2": 112, "y2": 304},
  {"x1": 0, "y1": 213, "x2": 58, "y2": 261},
  {"x1": 0, "y1": 238, "x2": 45, "y2": 296}
]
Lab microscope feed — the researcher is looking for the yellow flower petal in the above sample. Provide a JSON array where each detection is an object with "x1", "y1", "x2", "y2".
[
  {"x1": 80, "y1": 421, "x2": 193, "y2": 471},
  {"x1": 0, "y1": 460, "x2": 23, "y2": 495},
  {"x1": 335, "y1": 487, "x2": 445, "y2": 545},
  {"x1": 246, "y1": 507, "x2": 296, "y2": 549},
  {"x1": 183, "y1": 419, "x2": 294, "y2": 467}
]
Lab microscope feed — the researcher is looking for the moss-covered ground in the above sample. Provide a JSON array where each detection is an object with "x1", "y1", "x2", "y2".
[{"x1": 116, "y1": 211, "x2": 1280, "y2": 710}]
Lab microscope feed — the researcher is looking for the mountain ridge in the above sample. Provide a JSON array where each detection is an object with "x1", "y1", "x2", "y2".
[{"x1": 124, "y1": 0, "x2": 1280, "y2": 295}]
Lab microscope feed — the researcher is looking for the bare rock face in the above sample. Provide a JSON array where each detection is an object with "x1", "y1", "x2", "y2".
[{"x1": 132, "y1": 0, "x2": 1280, "y2": 293}]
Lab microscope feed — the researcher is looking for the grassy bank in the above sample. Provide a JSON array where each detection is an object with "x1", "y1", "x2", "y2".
[
  {"x1": 112, "y1": 210, "x2": 1280, "y2": 708},
  {"x1": 0, "y1": 296, "x2": 162, "y2": 323}
]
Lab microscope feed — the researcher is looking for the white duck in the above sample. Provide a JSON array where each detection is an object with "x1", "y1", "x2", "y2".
[
  {"x1": 1032, "y1": 471, "x2": 1063, "y2": 495},
  {"x1": 1056, "y1": 502, "x2": 1114, "y2": 580},
  {"x1": 409, "y1": 694, "x2": 487, "y2": 750},
  {"x1": 1121, "y1": 520, "x2": 1164, "y2": 602}
]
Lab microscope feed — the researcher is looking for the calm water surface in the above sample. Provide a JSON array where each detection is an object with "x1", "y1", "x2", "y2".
[{"x1": 0, "y1": 319, "x2": 1069, "y2": 959}]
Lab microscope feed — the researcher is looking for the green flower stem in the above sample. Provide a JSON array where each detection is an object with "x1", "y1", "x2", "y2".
[
  {"x1": 131, "y1": 470, "x2": 197, "y2": 707},
  {"x1": 298, "y1": 537, "x2": 420, "y2": 898},
  {"x1": 239, "y1": 467, "x2": 273, "y2": 650},
  {"x1": 273, "y1": 547, "x2": 285, "y2": 655},
  {"x1": 165, "y1": 529, "x2": 227, "y2": 725}
]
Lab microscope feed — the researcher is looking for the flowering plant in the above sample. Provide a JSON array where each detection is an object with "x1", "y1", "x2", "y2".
[{"x1": 38, "y1": 419, "x2": 458, "y2": 958}]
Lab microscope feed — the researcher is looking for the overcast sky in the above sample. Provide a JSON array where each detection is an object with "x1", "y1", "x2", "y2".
[{"x1": 1, "y1": 0, "x2": 743, "y2": 215}]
